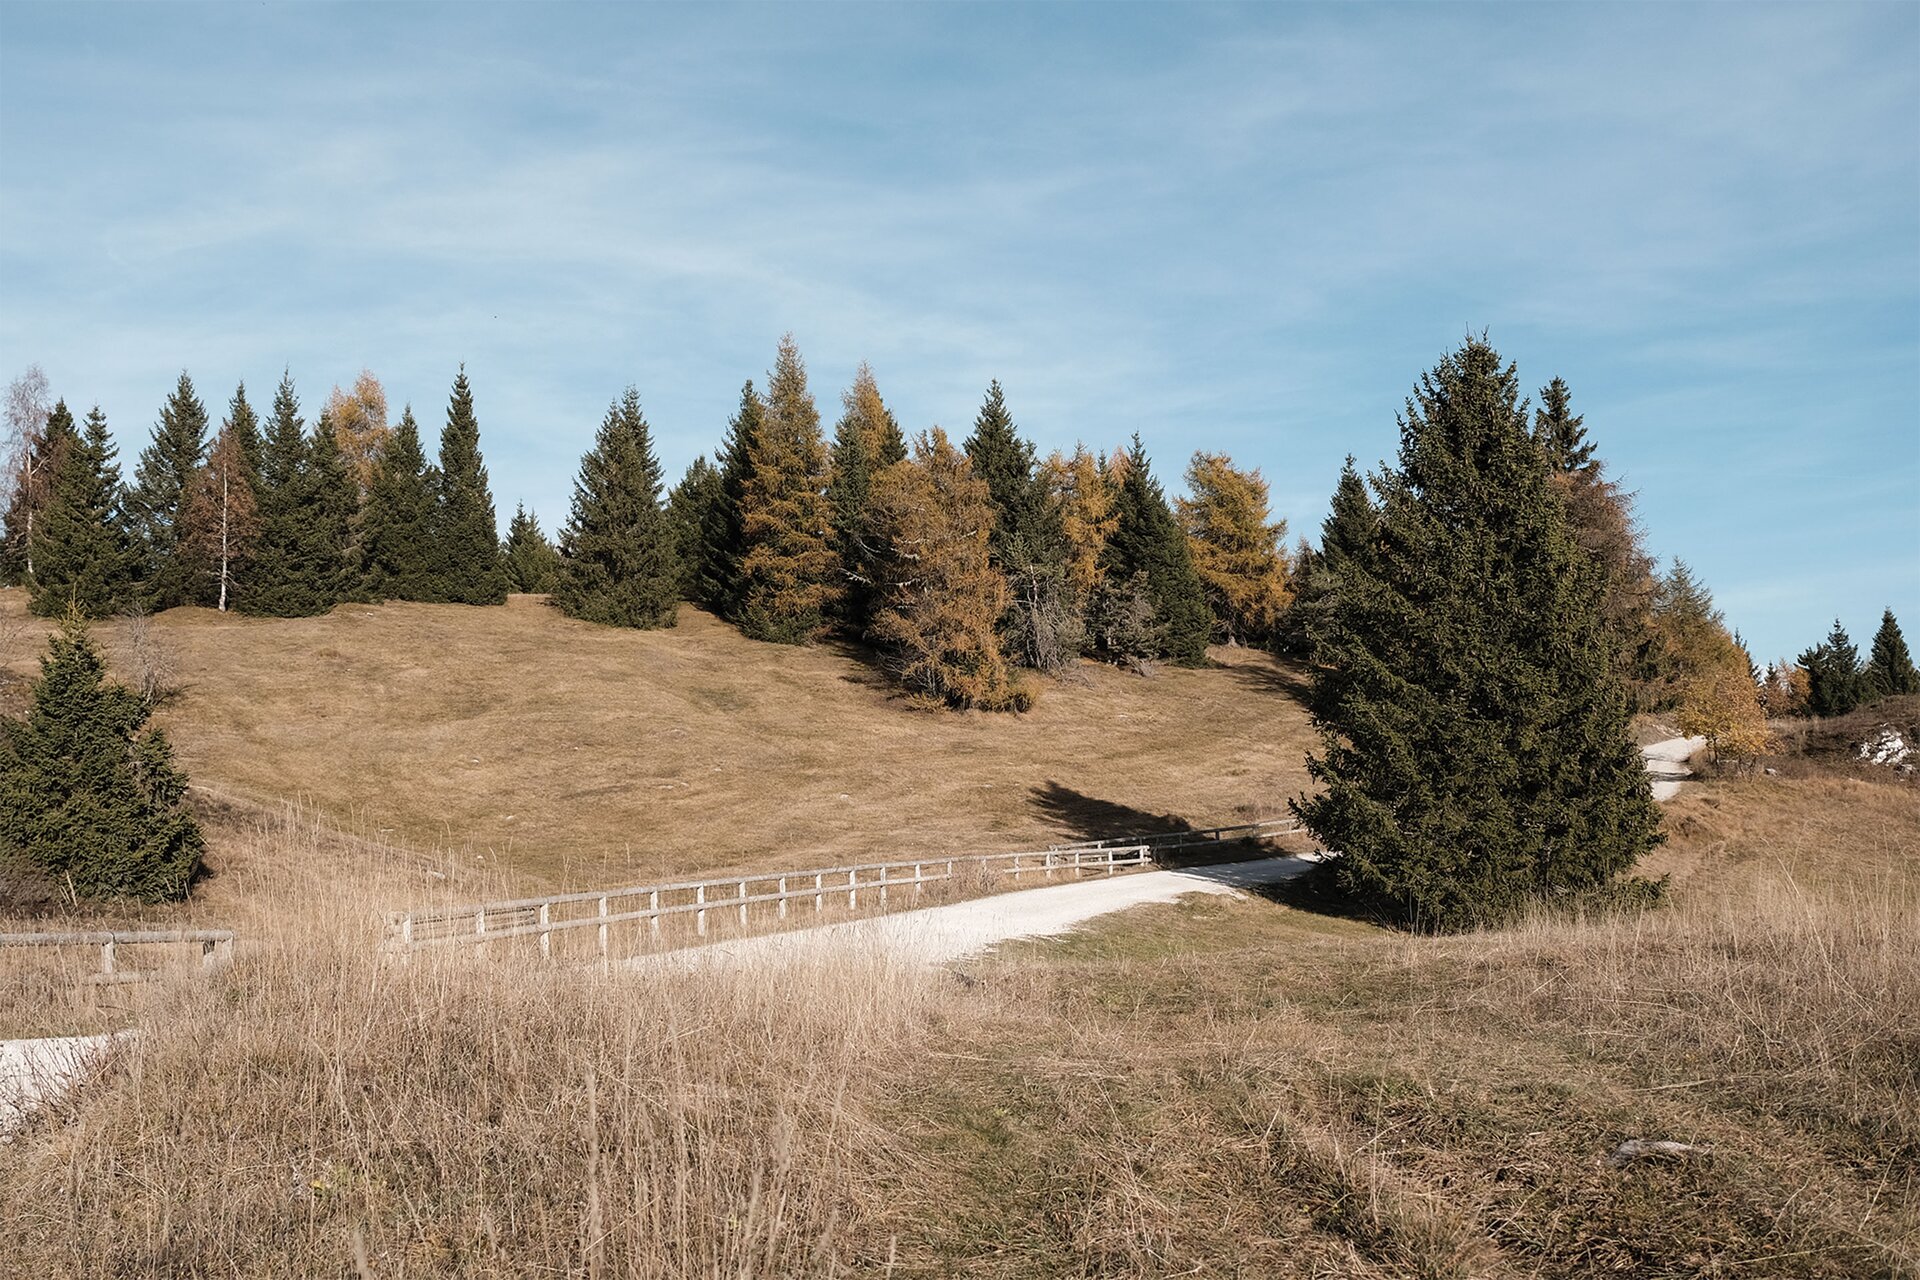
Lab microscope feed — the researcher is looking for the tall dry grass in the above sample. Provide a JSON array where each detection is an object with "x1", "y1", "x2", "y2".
[{"x1": 2, "y1": 817, "x2": 940, "y2": 1277}]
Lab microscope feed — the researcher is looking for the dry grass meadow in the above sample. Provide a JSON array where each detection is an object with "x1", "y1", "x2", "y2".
[{"x1": 3, "y1": 588, "x2": 1917, "y2": 1276}]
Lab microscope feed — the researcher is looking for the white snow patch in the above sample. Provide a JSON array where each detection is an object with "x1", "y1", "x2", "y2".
[
  {"x1": 0, "y1": 1033, "x2": 133, "y2": 1138},
  {"x1": 1643, "y1": 736, "x2": 1706, "y2": 801},
  {"x1": 1858, "y1": 728, "x2": 1910, "y2": 768}
]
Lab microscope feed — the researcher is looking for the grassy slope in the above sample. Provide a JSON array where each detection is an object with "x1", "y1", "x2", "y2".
[
  {"x1": 877, "y1": 774, "x2": 1920, "y2": 1277},
  {"x1": 0, "y1": 587, "x2": 1314, "y2": 902}
]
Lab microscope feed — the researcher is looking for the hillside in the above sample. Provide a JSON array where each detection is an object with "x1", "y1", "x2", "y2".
[{"x1": 0, "y1": 588, "x2": 1316, "y2": 900}]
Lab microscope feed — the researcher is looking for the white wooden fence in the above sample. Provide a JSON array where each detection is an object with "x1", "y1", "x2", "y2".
[
  {"x1": 0, "y1": 929, "x2": 237, "y2": 985},
  {"x1": 387, "y1": 816, "x2": 1300, "y2": 960}
]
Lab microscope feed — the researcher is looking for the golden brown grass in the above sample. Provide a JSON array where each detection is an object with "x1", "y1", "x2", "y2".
[{"x1": 0, "y1": 588, "x2": 1313, "y2": 897}]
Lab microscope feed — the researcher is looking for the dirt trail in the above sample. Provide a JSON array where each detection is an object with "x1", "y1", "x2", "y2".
[{"x1": 1643, "y1": 736, "x2": 1707, "y2": 801}]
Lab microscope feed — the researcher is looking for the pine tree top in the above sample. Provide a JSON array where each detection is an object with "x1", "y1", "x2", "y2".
[{"x1": 1534, "y1": 376, "x2": 1596, "y2": 476}]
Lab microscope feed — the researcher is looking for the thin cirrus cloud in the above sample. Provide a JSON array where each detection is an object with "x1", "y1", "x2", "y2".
[{"x1": 0, "y1": 1, "x2": 1914, "y2": 662}]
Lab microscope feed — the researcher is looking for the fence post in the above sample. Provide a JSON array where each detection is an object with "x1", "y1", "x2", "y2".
[
  {"x1": 879, "y1": 865, "x2": 888, "y2": 907},
  {"x1": 400, "y1": 915, "x2": 414, "y2": 950},
  {"x1": 815, "y1": 872, "x2": 824, "y2": 913},
  {"x1": 778, "y1": 877, "x2": 788, "y2": 919},
  {"x1": 913, "y1": 863, "x2": 923, "y2": 898},
  {"x1": 597, "y1": 896, "x2": 610, "y2": 964},
  {"x1": 475, "y1": 908, "x2": 487, "y2": 943},
  {"x1": 649, "y1": 889, "x2": 660, "y2": 938},
  {"x1": 695, "y1": 884, "x2": 707, "y2": 936},
  {"x1": 848, "y1": 868, "x2": 858, "y2": 910},
  {"x1": 539, "y1": 903, "x2": 552, "y2": 960},
  {"x1": 100, "y1": 938, "x2": 115, "y2": 977},
  {"x1": 738, "y1": 880, "x2": 749, "y2": 927}
]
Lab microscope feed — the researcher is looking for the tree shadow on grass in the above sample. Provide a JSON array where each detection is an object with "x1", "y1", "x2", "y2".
[{"x1": 1026, "y1": 782, "x2": 1304, "y2": 870}]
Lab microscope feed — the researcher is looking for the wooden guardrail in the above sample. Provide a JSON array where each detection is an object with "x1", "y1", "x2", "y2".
[
  {"x1": 391, "y1": 844, "x2": 1149, "y2": 959},
  {"x1": 387, "y1": 816, "x2": 1302, "y2": 961},
  {"x1": 0, "y1": 929, "x2": 237, "y2": 985}
]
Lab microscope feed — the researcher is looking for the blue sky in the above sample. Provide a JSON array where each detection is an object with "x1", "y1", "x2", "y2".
[{"x1": 1, "y1": 2, "x2": 1914, "y2": 662}]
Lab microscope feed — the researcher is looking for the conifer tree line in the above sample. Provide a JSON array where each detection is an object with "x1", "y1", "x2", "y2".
[{"x1": 2, "y1": 365, "x2": 518, "y2": 617}]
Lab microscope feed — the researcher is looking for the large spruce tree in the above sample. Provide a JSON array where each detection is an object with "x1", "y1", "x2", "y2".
[
  {"x1": 431, "y1": 367, "x2": 506, "y2": 605},
  {"x1": 1097, "y1": 436, "x2": 1211, "y2": 666},
  {"x1": 1278, "y1": 457, "x2": 1377, "y2": 661},
  {"x1": 737, "y1": 336, "x2": 838, "y2": 643},
  {"x1": 125, "y1": 372, "x2": 211, "y2": 610},
  {"x1": 246, "y1": 372, "x2": 339, "y2": 617},
  {"x1": 28, "y1": 406, "x2": 140, "y2": 618},
  {"x1": 702, "y1": 381, "x2": 763, "y2": 614},
  {"x1": 1864, "y1": 608, "x2": 1919, "y2": 700},
  {"x1": 1800, "y1": 620, "x2": 1865, "y2": 717},
  {"x1": 963, "y1": 380, "x2": 1058, "y2": 573},
  {"x1": 307, "y1": 412, "x2": 360, "y2": 603},
  {"x1": 666, "y1": 456, "x2": 725, "y2": 601},
  {"x1": 1293, "y1": 338, "x2": 1660, "y2": 931},
  {"x1": 554, "y1": 388, "x2": 680, "y2": 628},
  {"x1": 502, "y1": 503, "x2": 562, "y2": 594},
  {"x1": 0, "y1": 613, "x2": 203, "y2": 901},
  {"x1": 360, "y1": 406, "x2": 440, "y2": 600}
]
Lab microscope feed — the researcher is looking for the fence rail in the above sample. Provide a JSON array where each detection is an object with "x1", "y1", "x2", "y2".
[
  {"x1": 388, "y1": 815, "x2": 1301, "y2": 961},
  {"x1": 0, "y1": 929, "x2": 237, "y2": 985}
]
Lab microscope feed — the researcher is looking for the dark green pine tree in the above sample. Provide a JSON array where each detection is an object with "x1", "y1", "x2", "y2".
[
  {"x1": 963, "y1": 380, "x2": 1060, "y2": 574},
  {"x1": 1800, "y1": 619, "x2": 1865, "y2": 717},
  {"x1": 1864, "y1": 608, "x2": 1920, "y2": 700},
  {"x1": 0, "y1": 612, "x2": 203, "y2": 901},
  {"x1": 28, "y1": 406, "x2": 141, "y2": 618},
  {"x1": 553, "y1": 387, "x2": 680, "y2": 628},
  {"x1": 502, "y1": 502, "x2": 562, "y2": 593},
  {"x1": 246, "y1": 371, "x2": 339, "y2": 617},
  {"x1": 360, "y1": 406, "x2": 440, "y2": 601},
  {"x1": 1098, "y1": 436, "x2": 1211, "y2": 666},
  {"x1": 126, "y1": 371, "x2": 211, "y2": 609},
  {"x1": 1292, "y1": 337, "x2": 1661, "y2": 932},
  {"x1": 1532, "y1": 376, "x2": 1597, "y2": 476},
  {"x1": 704, "y1": 381, "x2": 763, "y2": 615},
  {"x1": 307, "y1": 411, "x2": 360, "y2": 603},
  {"x1": 666, "y1": 456, "x2": 725, "y2": 601},
  {"x1": 826, "y1": 417, "x2": 881, "y2": 630},
  {"x1": 226, "y1": 381, "x2": 264, "y2": 482},
  {"x1": 1281, "y1": 456, "x2": 1378, "y2": 660},
  {"x1": 430, "y1": 367, "x2": 506, "y2": 605}
]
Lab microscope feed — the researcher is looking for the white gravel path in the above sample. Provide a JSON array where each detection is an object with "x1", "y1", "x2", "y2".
[
  {"x1": 627, "y1": 856, "x2": 1322, "y2": 972},
  {"x1": 1643, "y1": 736, "x2": 1708, "y2": 801}
]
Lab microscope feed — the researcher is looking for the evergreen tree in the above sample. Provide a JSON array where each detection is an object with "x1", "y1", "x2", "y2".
[
  {"x1": 307, "y1": 411, "x2": 360, "y2": 604},
  {"x1": 1531, "y1": 376, "x2": 1596, "y2": 476},
  {"x1": 1800, "y1": 619, "x2": 1864, "y2": 717},
  {"x1": 826, "y1": 363, "x2": 903, "y2": 631},
  {"x1": 666, "y1": 456, "x2": 725, "y2": 601},
  {"x1": 0, "y1": 612, "x2": 203, "y2": 901},
  {"x1": 1864, "y1": 608, "x2": 1920, "y2": 700},
  {"x1": 28, "y1": 406, "x2": 140, "y2": 617},
  {"x1": 125, "y1": 371, "x2": 210, "y2": 609},
  {"x1": 963, "y1": 380, "x2": 1063, "y2": 574},
  {"x1": 1278, "y1": 457, "x2": 1378, "y2": 661},
  {"x1": 431, "y1": 367, "x2": 506, "y2": 605},
  {"x1": 359, "y1": 406, "x2": 440, "y2": 601},
  {"x1": 554, "y1": 388, "x2": 680, "y2": 628},
  {"x1": 701, "y1": 381, "x2": 764, "y2": 615},
  {"x1": 226, "y1": 381, "x2": 263, "y2": 481},
  {"x1": 1175, "y1": 451, "x2": 1291, "y2": 646},
  {"x1": 1292, "y1": 337, "x2": 1660, "y2": 931},
  {"x1": 502, "y1": 503, "x2": 562, "y2": 594},
  {"x1": 1534, "y1": 378, "x2": 1662, "y2": 708},
  {"x1": 246, "y1": 372, "x2": 341, "y2": 617},
  {"x1": 737, "y1": 335, "x2": 838, "y2": 643},
  {"x1": 1097, "y1": 436, "x2": 1211, "y2": 666},
  {"x1": 868, "y1": 429, "x2": 1026, "y2": 710}
]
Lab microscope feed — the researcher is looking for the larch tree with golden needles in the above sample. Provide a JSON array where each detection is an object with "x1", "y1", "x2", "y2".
[
  {"x1": 1176, "y1": 451, "x2": 1291, "y2": 646},
  {"x1": 1679, "y1": 656, "x2": 1773, "y2": 769},
  {"x1": 868, "y1": 428, "x2": 1025, "y2": 711},
  {"x1": 324, "y1": 370, "x2": 391, "y2": 494},
  {"x1": 826, "y1": 361, "x2": 906, "y2": 631},
  {"x1": 737, "y1": 335, "x2": 839, "y2": 644},
  {"x1": 1040, "y1": 444, "x2": 1118, "y2": 600}
]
